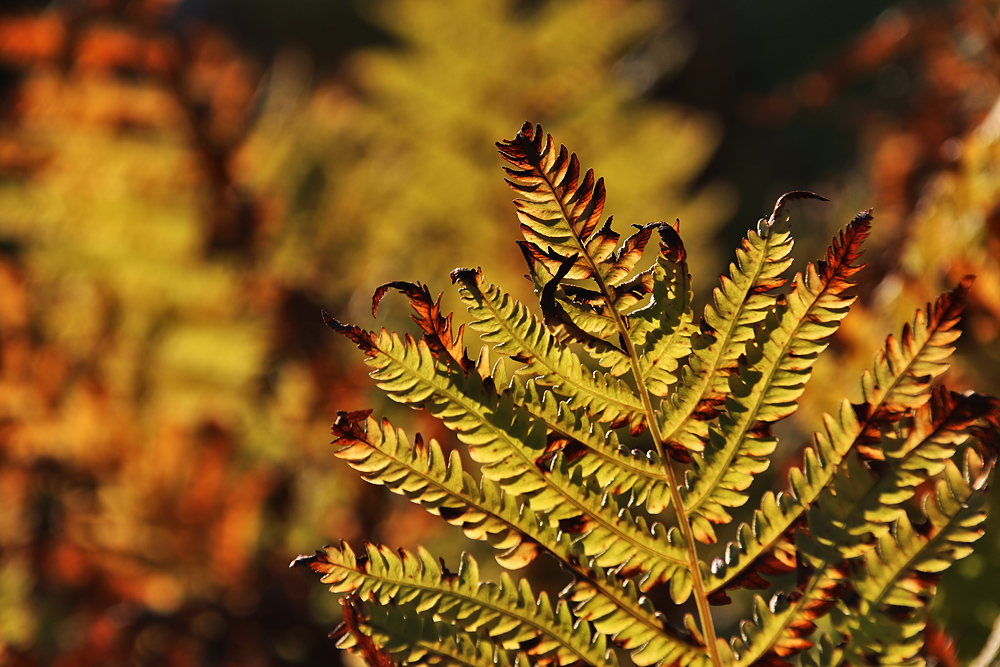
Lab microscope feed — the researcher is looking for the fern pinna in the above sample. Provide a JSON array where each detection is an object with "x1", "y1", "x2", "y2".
[{"x1": 294, "y1": 122, "x2": 1000, "y2": 667}]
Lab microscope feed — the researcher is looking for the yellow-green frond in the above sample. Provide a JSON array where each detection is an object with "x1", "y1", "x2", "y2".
[
  {"x1": 296, "y1": 543, "x2": 618, "y2": 667},
  {"x1": 682, "y1": 211, "x2": 871, "y2": 541}
]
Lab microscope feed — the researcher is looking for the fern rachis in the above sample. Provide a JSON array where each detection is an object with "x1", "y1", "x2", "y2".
[{"x1": 296, "y1": 122, "x2": 1000, "y2": 667}]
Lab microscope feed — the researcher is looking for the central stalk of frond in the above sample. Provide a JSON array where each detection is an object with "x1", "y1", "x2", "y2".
[{"x1": 581, "y1": 248, "x2": 723, "y2": 667}]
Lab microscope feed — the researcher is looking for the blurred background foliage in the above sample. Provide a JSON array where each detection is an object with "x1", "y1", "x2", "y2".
[{"x1": 0, "y1": 0, "x2": 998, "y2": 665}]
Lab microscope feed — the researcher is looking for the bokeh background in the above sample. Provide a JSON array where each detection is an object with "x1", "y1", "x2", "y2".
[{"x1": 0, "y1": 0, "x2": 999, "y2": 665}]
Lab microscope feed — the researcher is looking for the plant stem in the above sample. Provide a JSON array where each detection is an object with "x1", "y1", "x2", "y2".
[
  {"x1": 587, "y1": 264, "x2": 723, "y2": 667},
  {"x1": 609, "y1": 304, "x2": 724, "y2": 667}
]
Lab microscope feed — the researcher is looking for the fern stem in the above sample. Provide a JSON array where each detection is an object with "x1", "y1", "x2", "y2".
[
  {"x1": 619, "y1": 315, "x2": 724, "y2": 667},
  {"x1": 595, "y1": 270, "x2": 724, "y2": 667}
]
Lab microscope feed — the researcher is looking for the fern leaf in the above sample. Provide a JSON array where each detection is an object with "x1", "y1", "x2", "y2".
[
  {"x1": 704, "y1": 492, "x2": 801, "y2": 604},
  {"x1": 451, "y1": 267, "x2": 644, "y2": 424},
  {"x1": 658, "y1": 193, "x2": 822, "y2": 456},
  {"x1": 338, "y1": 598, "x2": 529, "y2": 667},
  {"x1": 728, "y1": 564, "x2": 849, "y2": 666},
  {"x1": 543, "y1": 456, "x2": 692, "y2": 599},
  {"x1": 372, "y1": 281, "x2": 475, "y2": 372},
  {"x1": 683, "y1": 210, "x2": 871, "y2": 542},
  {"x1": 853, "y1": 275, "x2": 973, "y2": 455},
  {"x1": 566, "y1": 568, "x2": 713, "y2": 667},
  {"x1": 332, "y1": 406, "x2": 688, "y2": 592},
  {"x1": 626, "y1": 223, "x2": 696, "y2": 399},
  {"x1": 328, "y1": 410, "x2": 714, "y2": 664},
  {"x1": 309, "y1": 123, "x2": 1000, "y2": 667},
  {"x1": 832, "y1": 450, "x2": 992, "y2": 665},
  {"x1": 798, "y1": 634, "x2": 846, "y2": 667},
  {"x1": 523, "y1": 222, "x2": 694, "y2": 400},
  {"x1": 515, "y1": 244, "x2": 625, "y2": 360},
  {"x1": 294, "y1": 543, "x2": 618, "y2": 667},
  {"x1": 706, "y1": 279, "x2": 970, "y2": 597},
  {"x1": 337, "y1": 600, "x2": 531, "y2": 667},
  {"x1": 804, "y1": 387, "x2": 993, "y2": 561},
  {"x1": 497, "y1": 122, "x2": 611, "y2": 281},
  {"x1": 497, "y1": 122, "x2": 699, "y2": 446},
  {"x1": 330, "y1": 411, "x2": 566, "y2": 569},
  {"x1": 513, "y1": 380, "x2": 673, "y2": 514},
  {"x1": 730, "y1": 436, "x2": 992, "y2": 666},
  {"x1": 325, "y1": 322, "x2": 692, "y2": 594},
  {"x1": 537, "y1": 249, "x2": 633, "y2": 356},
  {"x1": 322, "y1": 321, "x2": 566, "y2": 508}
]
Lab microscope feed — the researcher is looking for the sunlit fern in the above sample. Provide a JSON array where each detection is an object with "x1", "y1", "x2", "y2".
[{"x1": 294, "y1": 122, "x2": 1000, "y2": 667}]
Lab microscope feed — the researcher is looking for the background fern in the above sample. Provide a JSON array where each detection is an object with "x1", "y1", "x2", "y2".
[{"x1": 299, "y1": 123, "x2": 1000, "y2": 667}]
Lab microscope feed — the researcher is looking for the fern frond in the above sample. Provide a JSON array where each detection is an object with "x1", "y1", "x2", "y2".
[
  {"x1": 683, "y1": 210, "x2": 871, "y2": 542},
  {"x1": 496, "y1": 122, "x2": 709, "y2": 454},
  {"x1": 706, "y1": 279, "x2": 970, "y2": 597},
  {"x1": 704, "y1": 492, "x2": 801, "y2": 604},
  {"x1": 729, "y1": 434, "x2": 992, "y2": 666},
  {"x1": 308, "y1": 123, "x2": 1000, "y2": 667},
  {"x1": 329, "y1": 412, "x2": 715, "y2": 666},
  {"x1": 832, "y1": 449, "x2": 992, "y2": 665},
  {"x1": 626, "y1": 223, "x2": 696, "y2": 399},
  {"x1": 337, "y1": 598, "x2": 528, "y2": 667},
  {"x1": 522, "y1": 222, "x2": 695, "y2": 400},
  {"x1": 543, "y1": 456, "x2": 693, "y2": 599},
  {"x1": 728, "y1": 564, "x2": 849, "y2": 666},
  {"x1": 854, "y1": 275, "x2": 974, "y2": 456},
  {"x1": 515, "y1": 222, "x2": 655, "y2": 343},
  {"x1": 497, "y1": 122, "x2": 614, "y2": 282},
  {"x1": 330, "y1": 406, "x2": 692, "y2": 595},
  {"x1": 325, "y1": 322, "x2": 693, "y2": 595},
  {"x1": 295, "y1": 543, "x2": 618, "y2": 667},
  {"x1": 513, "y1": 379, "x2": 673, "y2": 514},
  {"x1": 372, "y1": 280, "x2": 476, "y2": 372},
  {"x1": 451, "y1": 267, "x2": 644, "y2": 424},
  {"x1": 330, "y1": 411, "x2": 566, "y2": 569},
  {"x1": 323, "y1": 320, "x2": 593, "y2": 509},
  {"x1": 321, "y1": 323, "x2": 551, "y2": 496},
  {"x1": 566, "y1": 569, "x2": 713, "y2": 667},
  {"x1": 658, "y1": 193, "x2": 822, "y2": 456},
  {"x1": 804, "y1": 387, "x2": 992, "y2": 561}
]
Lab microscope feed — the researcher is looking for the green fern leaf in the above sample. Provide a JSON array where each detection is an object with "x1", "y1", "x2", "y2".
[
  {"x1": 706, "y1": 278, "x2": 973, "y2": 598},
  {"x1": 295, "y1": 542, "x2": 618, "y2": 667},
  {"x1": 330, "y1": 411, "x2": 565, "y2": 568},
  {"x1": 566, "y1": 568, "x2": 713, "y2": 667},
  {"x1": 512, "y1": 223, "x2": 659, "y2": 375},
  {"x1": 511, "y1": 380, "x2": 673, "y2": 513},
  {"x1": 804, "y1": 387, "x2": 992, "y2": 561},
  {"x1": 656, "y1": 192, "x2": 822, "y2": 457},
  {"x1": 626, "y1": 224, "x2": 696, "y2": 399},
  {"x1": 329, "y1": 408, "x2": 714, "y2": 663},
  {"x1": 451, "y1": 268, "x2": 644, "y2": 424},
  {"x1": 543, "y1": 456, "x2": 692, "y2": 598},
  {"x1": 319, "y1": 323, "x2": 554, "y2": 499},
  {"x1": 730, "y1": 442, "x2": 992, "y2": 666},
  {"x1": 682, "y1": 210, "x2": 871, "y2": 542},
  {"x1": 337, "y1": 598, "x2": 529, "y2": 667},
  {"x1": 727, "y1": 565, "x2": 849, "y2": 666},
  {"x1": 323, "y1": 322, "x2": 693, "y2": 595},
  {"x1": 832, "y1": 449, "x2": 992, "y2": 665}
]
